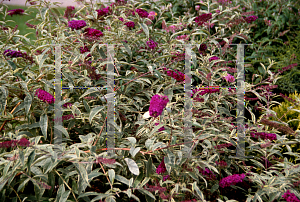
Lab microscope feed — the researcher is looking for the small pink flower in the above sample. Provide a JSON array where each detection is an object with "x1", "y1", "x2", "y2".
[
  {"x1": 195, "y1": 5, "x2": 200, "y2": 10},
  {"x1": 148, "y1": 11, "x2": 156, "y2": 20},
  {"x1": 104, "y1": 26, "x2": 111, "y2": 30},
  {"x1": 224, "y1": 73, "x2": 235, "y2": 83},
  {"x1": 119, "y1": 17, "x2": 124, "y2": 22},
  {"x1": 216, "y1": 10, "x2": 220, "y2": 13}
]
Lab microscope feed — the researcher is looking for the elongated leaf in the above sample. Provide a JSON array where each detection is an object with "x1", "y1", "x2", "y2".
[
  {"x1": 24, "y1": 92, "x2": 32, "y2": 116},
  {"x1": 39, "y1": 114, "x2": 48, "y2": 140},
  {"x1": 139, "y1": 22, "x2": 149, "y2": 38},
  {"x1": 17, "y1": 178, "x2": 30, "y2": 192},
  {"x1": 54, "y1": 125, "x2": 69, "y2": 138},
  {"x1": 192, "y1": 182, "x2": 204, "y2": 201},
  {"x1": 59, "y1": 190, "x2": 71, "y2": 202},
  {"x1": 115, "y1": 175, "x2": 129, "y2": 186},
  {"x1": 124, "y1": 158, "x2": 139, "y2": 176},
  {"x1": 27, "y1": 150, "x2": 36, "y2": 173},
  {"x1": 0, "y1": 86, "x2": 8, "y2": 113},
  {"x1": 89, "y1": 106, "x2": 105, "y2": 124},
  {"x1": 108, "y1": 169, "x2": 115, "y2": 185},
  {"x1": 137, "y1": 188, "x2": 156, "y2": 200}
]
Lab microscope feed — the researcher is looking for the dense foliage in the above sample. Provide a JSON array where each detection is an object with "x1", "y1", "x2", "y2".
[{"x1": 0, "y1": 0, "x2": 300, "y2": 201}]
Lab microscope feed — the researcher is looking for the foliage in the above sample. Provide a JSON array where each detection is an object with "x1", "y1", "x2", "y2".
[
  {"x1": 268, "y1": 91, "x2": 300, "y2": 131},
  {"x1": 0, "y1": 0, "x2": 299, "y2": 201}
]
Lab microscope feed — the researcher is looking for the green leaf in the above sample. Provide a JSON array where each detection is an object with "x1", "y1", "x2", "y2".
[
  {"x1": 130, "y1": 147, "x2": 141, "y2": 158},
  {"x1": 17, "y1": 178, "x2": 30, "y2": 192},
  {"x1": 124, "y1": 158, "x2": 139, "y2": 176},
  {"x1": 0, "y1": 86, "x2": 8, "y2": 113},
  {"x1": 54, "y1": 125, "x2": 69, "y2": 138},
  {"x1": 96, "y1": 46, "x2": 107, "y2": 59},
  {"x1": 19, "y1": 149, "x2": 24, "y2": 167},
  {"x1": 145, "y1": 138, "x2": 155, "y2": 150},
  {"x1": 137, "y1": 188, "x2": 156, "y2": 200},
  {"x1": 7, "y1": 60, "x2": 17, "y2": 70},
  {"x1": 139, "y1": 22, "x2": 149, "y2": 39},
  {"x1": 40, "y1": 7, "x2": 49, "y2": 21},
  {"x1": 56, "y1": 184, "x2": 65, "y2": 201},
  {"x1": 146, "y1": 157, "x2": 152, "y2": 177},
  {"x1": 115, "y1": 175, "x2": 130, "y2": 186},
  {"x1": 59, "y1": 190, "x2": 71, "y2": 202},
  {"x1": 192, "y1": 182, "x2": 204, "y2": 201},
  {"x1": 83, "y1": 99, "x2": 90, "y2": 113},
  {"x1": 89, "y1": 106, "x2": 105, "y2": 124},
  {"x1": 108, "y1": 169, "x2": 115, "y2": 185},
  {"x1": 122, "y1": 41, "x2": 132, "y2": 59},
  {"x1": 127, "y1": 137, "x2": 136, "y2": 146},
  {"x1": 39, "y1": 114, "x2": 48, "y2": 140},
  {"x1": 74, "y1": 163, "x2": 89, "y2": 186},
  {"x1": 78, "y1": 192, "x2": 101, "y2": 199},
  {"x1": 210, "y1": 183, "x2": 219, "y2": 193},
  {"x1": 27, "y1": 150, "x2": 36, "y2": 173},
  {"x1": 139, "y1": 177, "x2": 150, "y2": 188},
  {"x1": 105, "y1": 196, "x2": 116, "y2": 202},
  {"x1": 24, "y1": 92, "x2": 32, "y2": 116}
]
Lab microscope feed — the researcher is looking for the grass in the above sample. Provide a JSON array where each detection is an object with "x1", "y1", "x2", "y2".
[{"x1": 0, "y1": 4, "x2": 70, "y2": 42}]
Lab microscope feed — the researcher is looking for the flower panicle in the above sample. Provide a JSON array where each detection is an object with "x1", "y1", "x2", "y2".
[{"x1": 0, "y1": 138, "x2": 30, "y2": 148}]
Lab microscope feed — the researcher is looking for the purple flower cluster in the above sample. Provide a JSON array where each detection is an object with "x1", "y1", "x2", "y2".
[
  {"x1": 4, "y1": 49, "x2": 24, "y2": 58},
  {"x1": 199, "y1": 44, "x2": 207, "y2": 51},
  {"x1": 217, "y1": 0, "x2": 232, "y2": 5},
  {"x1": 197, "y1": 167, "x2": 216, "y2": 180},
  {"x1": 163, "y1": 68, "x2": 185, "y2": 82},
  {"x1": 282, "y1": 190, "x2": 300, "y2": 202},
  {"x1": 79, "y1": 46, "x2": 92, "y2": 58},
  {"x1": 135, "y1": 8, "x2": 149, "y2": 18},
  {"x1": 278, "y1": 63, "x2": 298, "y2": 74},
  {"x1": 95, "y1": 157, "x2": 116, "y2": 165},
  {"x1": 219, "y1": 173, "x2": 246, "y2": 188},
  {"x1": 119, "y1": 17, "x2": 124, "y2": 22},
  {"x1": 35, "y1": 88, "x2": 55, "y2": 104},
  {"x1": 251, "y1": 132, "x2": 277, "y2": 141},
  {"x1": 64, "y1": 6, "x2": 75, "y2": 19},
  {"x1": 63, "y1": 103, "x2": 73, "y2": 108},
  {"x1": 209, "y1": 56, "x2": 220, "y2": 62},
  {"x1": 214, "y1": 143, "x2": 233, "y2": 149},
  {"x1": 146, "y1": 184, "x2": 167, "y2": 192},
  {"x1": 181, "y1": 200, "x2": 197, "y2": 202},
  {"x1": 156, "y1": 159, "x2": 167, "y2": 174},
  {"x1": 124, "y1": 21, "x2": 135, "y2": 28},
  {"x1": 8, "y1": 9, "x2": 24, "y2": 16},
  {"x1": 195, "y1": 13, "x2": 212, "y2": 26},
  {"x1": 96, "y1": 7, "x2": 111, "y2": 17},
  {"x1": 176, "y1": 35, "x2": 189, "y2": 40},
  {"x1": 224, "y1": 73, "x2": 235, "y2": 83},
  {"x1": 68, "y1": 20, "x2": 87, "y2": 30},
  {"x1": 244, "y1": 15, "x2": 258, "y2": 23},
  {"x1": 149, "y1": 94, "x2": 169, "y2": 118},
  {"x1": 0, "y1": 138, "x2": 30, "y2": 148},
  {"x1": 163, "y1": 175, "x2": 170, "y2": 181},
  {"x1": 53, "y1": 114, "x2": 77, "y2": 123},
  {"x1": 261, "y1": 156, "x2": 273, "y2": 169},
  {"x1": 200, "y1": 88, "x2": 220, "y2": 96},
  {"x1": 216, "y1": 160, "x2": 228, "y2": 168},
  {"x1": 84, "y1": 28, "x2": 103, "y2": 41},
  {"x1": 83, "y1": 61, "x2": 101, "y2": 80},
  {"x1": 155, "y1": 123, "x2": 165, "y2": 131},
  {"x1": 146, "y1": 39, "x2": 158, "y2": 50}
]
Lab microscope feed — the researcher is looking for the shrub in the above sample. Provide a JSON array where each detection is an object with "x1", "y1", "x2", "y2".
[{"x1": 0, "y1": 0, "x2": 300, "y2": 201}]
